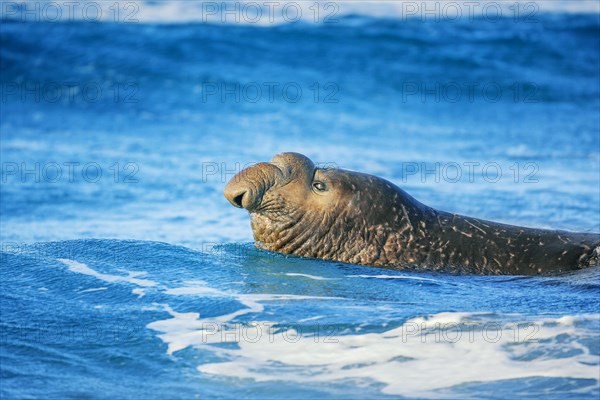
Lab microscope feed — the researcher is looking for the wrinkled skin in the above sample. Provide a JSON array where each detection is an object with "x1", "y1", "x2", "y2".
[{"x1": 224, "y1": 152, "x2": 600, "y2": 275}]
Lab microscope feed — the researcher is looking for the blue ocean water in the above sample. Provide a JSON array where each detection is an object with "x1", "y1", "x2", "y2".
[{"x1": 1, "y1": 1, "x2": 600, "y2": 398}]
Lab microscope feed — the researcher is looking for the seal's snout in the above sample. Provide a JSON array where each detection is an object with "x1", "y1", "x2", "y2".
[
  {"x1": 224, "y1": 178, "x2": 257, "y2": 210},
  {"x1": 224, "y1": 186, "x2": 249, "y2": 209},
  {"x1": 224, "y1": 161, "x2": 285, "y2": 211}
]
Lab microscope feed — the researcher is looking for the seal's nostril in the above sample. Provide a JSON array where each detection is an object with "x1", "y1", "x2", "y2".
[{"x1": 232, "y1": 192, "x2": 245, "y2": 208}]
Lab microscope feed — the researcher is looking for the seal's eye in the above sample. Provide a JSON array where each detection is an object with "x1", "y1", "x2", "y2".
[{"x1": 313, "y1": 181, "x2": 327, "y2": 192}]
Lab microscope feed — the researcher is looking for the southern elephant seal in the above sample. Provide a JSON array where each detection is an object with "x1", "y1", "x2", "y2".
[{"x1": 224, "y1": 152, "x2": 599, "y2": 275}]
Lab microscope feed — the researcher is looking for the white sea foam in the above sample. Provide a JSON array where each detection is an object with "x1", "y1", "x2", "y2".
[
  {"x1": 297, "y1": 315, "x2": 325, "y2": 323},
  {"x1": 195, "y1": 312, "x2": 600, "y2": 397},
  {"x1": 5, "y1": 1, "x2": 598, "y2": 25},
  {"x1": 147, "y1": 279, "x2": 345, "y2": 354},
  {"x1": 147, "y1": 292, "x2": 340, "y2": 354},
  {"x1": 284, "y1": 273, "x2": 336, "y2": 280},
  {"x1": 164, "y1": 281, "x2": 225, "y2": 296},
  {"x1": 348, "y1": 274, "x2": 441, "y2": 283},
  {"x1": 78, "y1": 287, "x2": 108, "y2": 293},
  {"x1": 143, "y1": 278, "x2": 600, "y2": 396},
  {"x1": 57, "y1": 258, "x2": 158, "y2": 287}
]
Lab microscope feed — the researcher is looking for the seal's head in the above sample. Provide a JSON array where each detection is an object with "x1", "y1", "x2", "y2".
[{"x1": 224, "y1": 152, "x2": 420, "y2": 264}]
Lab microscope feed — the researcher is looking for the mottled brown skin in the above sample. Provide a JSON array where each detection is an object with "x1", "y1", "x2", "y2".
[{"x1": 224, "y1": 152, "x2": 600, "y2": 275}]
